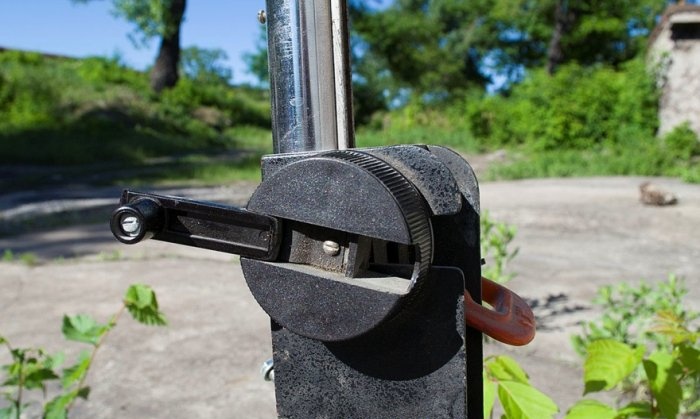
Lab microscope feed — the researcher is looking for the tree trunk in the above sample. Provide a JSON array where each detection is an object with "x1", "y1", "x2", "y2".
[
  {"x1": 150, "y1": 0, "x2": 186, "y2": 93},
  {"x1": 546, "y1": 0, "x2": 566, "y2": 75}
]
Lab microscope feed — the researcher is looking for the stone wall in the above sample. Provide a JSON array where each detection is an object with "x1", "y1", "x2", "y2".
[{"x1": 648, "y1": 5, "x2": 700, "y2": 137}]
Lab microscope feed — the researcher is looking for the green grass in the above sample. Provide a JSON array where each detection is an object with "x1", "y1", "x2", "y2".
[
  {"x1": 484, "y1": 140, "x2": 700, "y2": 182},
  {"x1": 0, "y1": 51, "x2": 271, "y2": 167},
  {"x1": 355, "y1": 103, "x2": 480, "y2": 152},
  {"x1": 2, "y1": 249, "x2": 39, "y2": 266},
  {"x1": 0, "y1": 50, "x2": 274, "y2": 188}
]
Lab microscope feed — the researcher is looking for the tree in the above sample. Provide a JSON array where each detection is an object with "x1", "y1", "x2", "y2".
[
  {"x1": 181, "y1": 46, "x2": 232, "y2": 85},
  {"x1": 353, "y1": 0, "x2": 679, "y2": 95},
  {"x1": 547, "y1": 0, "x2": 668, "y2": 70},
  {"x1": 351, "y1": 0, "x2": 554, "y2": 98},
  {"x1": 73, "y1": 0, "x2": 187, "y2": 92},
  {"x1": 243, "y1": 26, "x2": 269, "y2": 87}
]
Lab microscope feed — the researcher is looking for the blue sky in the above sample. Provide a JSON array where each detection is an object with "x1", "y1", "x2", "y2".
[{"x1": 0, "y1": 1, "x2": 269, "y2": 84}]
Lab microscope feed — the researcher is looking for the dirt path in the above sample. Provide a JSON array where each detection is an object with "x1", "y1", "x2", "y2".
[{"x1": 0, "y1": 176, "x2": 698, "y2": 418}]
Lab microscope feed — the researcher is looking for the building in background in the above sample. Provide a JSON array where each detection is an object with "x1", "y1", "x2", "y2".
[{"x1": 649, "y1": 4, "x2": 700, "y2": 137}]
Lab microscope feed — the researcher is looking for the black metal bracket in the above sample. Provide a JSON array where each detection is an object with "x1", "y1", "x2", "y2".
[{"x1": 110, "y1": 190, "x2": 281, "y2": 261}]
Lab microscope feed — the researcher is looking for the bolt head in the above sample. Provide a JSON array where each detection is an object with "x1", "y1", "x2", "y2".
[
  {"x1": 322, "y1": 240, "x2": 340, "y2": 256},
  {"x1": 120, "y1": 214, "x2": 141, "y2": 236},
  {"x1": 260, "y1": 358, "x2": 274, "y2": 381}
]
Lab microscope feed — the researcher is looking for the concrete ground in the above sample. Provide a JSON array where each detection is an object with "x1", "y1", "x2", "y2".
[{"x1": 1, "y1": 176, "x2": 699, "y2": 418}]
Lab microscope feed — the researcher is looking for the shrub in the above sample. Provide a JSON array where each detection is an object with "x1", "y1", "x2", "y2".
[
  {"x1": 74, "y1": 55, "x2": 148, "y2": 91},
  {"x1": 663, "y1": 123, "x2": 700, "y2": 161},
  {"x1": 467, "y1": 59, "x2": 659, "y2": 152}
]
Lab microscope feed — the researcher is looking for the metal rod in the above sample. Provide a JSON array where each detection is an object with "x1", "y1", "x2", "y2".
[
  {"x1": 331, "y1": 0, "x2": 354, "y2": 149},
  {"x1": 265, "y1": 0, "x2": 354, "y2": 154}
]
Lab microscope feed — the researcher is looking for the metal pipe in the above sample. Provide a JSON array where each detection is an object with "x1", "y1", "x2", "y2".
[
  {"x1": 330, "y1": 0, "x2": 354, "y2": 149},
  {"x1": 265, "y1": 0, "x2": 354, "y2": 154}
]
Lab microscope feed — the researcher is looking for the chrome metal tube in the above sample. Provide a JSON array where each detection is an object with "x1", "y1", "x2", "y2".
[
  {"x1": 265, "y1": 0, "x2": 354, "y2": 153},
  {"x1": 330, "y1": 0, "x2": 354, "y2": 150}
]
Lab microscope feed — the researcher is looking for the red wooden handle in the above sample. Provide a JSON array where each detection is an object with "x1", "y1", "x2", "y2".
[{"x1": 464, "y1": 277, "x2": 536, "y2": 346}]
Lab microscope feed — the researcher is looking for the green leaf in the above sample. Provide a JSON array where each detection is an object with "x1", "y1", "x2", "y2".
[
  {"x1": 44, "y1": 392, "x2": 73, "y2": 419},
  {"x1": 44, "y1": 387, "x2": 89, "y2": 419},
  {"x1": 4, "y1": 350, "x2": 60, "y2": 390},
  {"x1": 617, "y1": 401, "x2": 653, "y2": 418},
  {"x1": 61, "y1": 350, "x2": 91, "y2": 388},
  {"x1": 0, "y1": 405, "x2": 18, "y2": 419},
  {"x1": 485, "y1": 355, "x2": 529, "y2": 384},
  {"x1": 77, "y1": 386, "x2": 90, "y2": 400},
  {"x1": 23, "y1": 365, "x2": 59, "y2": 390},
  {"x1": 483, "y1": 371, "x2": 496, "y2": 419},
  {"x1": 678, "y1": 343, "x2": 700, "y2": 373},
  {"x1": 0, "y1": 336, "x2": 6, "y2": 346},
  {"x1": 565, "y1": 399, "x2": 617, "y2": 419},
  {"x1": 48, "y1": 352, "x2": 65, "y2": 370},
  {"x1": 651, "y1": 311, "x2": 696, "y2": 344},
  {"x1": 124, "y1": 284, "x2": 167, "y2": 326},
  {"x1": 61, "y1": 315, "x2": 110, "y2": 346},
  {"x1": 583, "y1": 340, "x2": 644, "y2": 394},
  {"x1": 642, "y1": 351, "x2": 682, "y2": 419},
  {"x1": 497, "y1": 381, "x2": 558, "y2": 419}
]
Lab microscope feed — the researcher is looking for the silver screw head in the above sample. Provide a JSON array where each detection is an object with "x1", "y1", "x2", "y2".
[
  {"x1": 260, "y1": 358, "x2": 274, "y2": 381},
  {"x1": 257, "y1": 9, "x2": 267, "y2": 24},
  {"x1": 120, "y1": 214, "x2": 141, "y2": 236},
  {"x1": 322, "y1": 240, "x2": 340, "y2": 256}
]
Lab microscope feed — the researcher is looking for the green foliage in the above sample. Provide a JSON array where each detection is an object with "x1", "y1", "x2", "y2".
[
  {"x1": 0, "y1": 51, "x2": 64, "y2": 131},
  {"x1": 355, "y1": 99, "x2": 479, "y2": 150},
  {"x1": 568, "y1": 277, "x2": 700, "y2": 418},
  {"x1": 480, "y1": 210, "x2": 519, "y2": 284},
  {"x1": 583, "y1": 340, "x2": 645, "y2": 394},
  {"x1": 1, "y1": 250, "x2": 39, "y2": 267},
  {"x1": 243, "y1": 26, "x2": 269, "y2": 86},
  {"x1": 480, "y1": 273, "x2": 698, "y2": 419},
  {"x1": 98, "y1": 250, "x2": 123, "y2": 262},
  {"x1": 350, "y1": 0, "x2": 670, "y2": 103},
  {"x1": 566, "y1": 399, "x2": 618, "y2": 419},
  {"x1": 124, "y1": 284, "x2": 167, "y2": 326},
  {"x1": 0, "y1": 50, "x2": 271, "y2": 173},
  {"x1": 663, "y1": 123, "x2": 700, "y2": 161},
  {"x1": 571, "y1": 275, "x2": 698, "y2": 356},
  {"x1": 643, "y1": 351, "x2": 683, "y2": 419},
  {"x1": 469, "y1": 59, "x2": 658, "y2": 151},
  {"x1": 181, "y1": 46, "x2": 232, "y2": 85},
  {"x1": 75, "y1": 55, "x2": 147, "y2": 90},
  {"x1": 1, "y1": 250, "x2": 13, "y2": 263},
  {"x1": 484, "y1": 355, "x2": 559, "y2": 418},
  {"x1": 352, "y1": 0, "x2": 492, "y2": 98},
  {"x1": 355, "y1": 54, "x2": 700, "y2": 184},
  {"x1": 565, "y1": 333, "x2": 699, "y2": 419},
  {"x1": 61, "y1": 315, "x2": 111, "y2": 346},
  {"x1": 554, "y1": 0, "x2": 668, "y2": 67},
  {"x1": 0, "y1": 284, "x2": 167, "y2": 418}
]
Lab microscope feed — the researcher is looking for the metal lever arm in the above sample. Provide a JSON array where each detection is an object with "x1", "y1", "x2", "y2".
[
  {"x1": 464, "y1": 277, "x2": 536, "y2": 346},
  {"x1": 110, "y1": 190, "x2": 281, "y2": 261}
]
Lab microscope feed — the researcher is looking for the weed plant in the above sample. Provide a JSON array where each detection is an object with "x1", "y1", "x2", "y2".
[
  {"x1": 0, "y1": 284, "x2": 166, "y2": 419},
  {"x1": 1, "y1": 250, "x2": 38, "y2": 267}
]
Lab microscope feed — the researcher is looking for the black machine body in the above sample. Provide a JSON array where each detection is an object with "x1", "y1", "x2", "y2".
[{"x1": 111, "y1": 144, "x2": 486, "y2": 418}]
